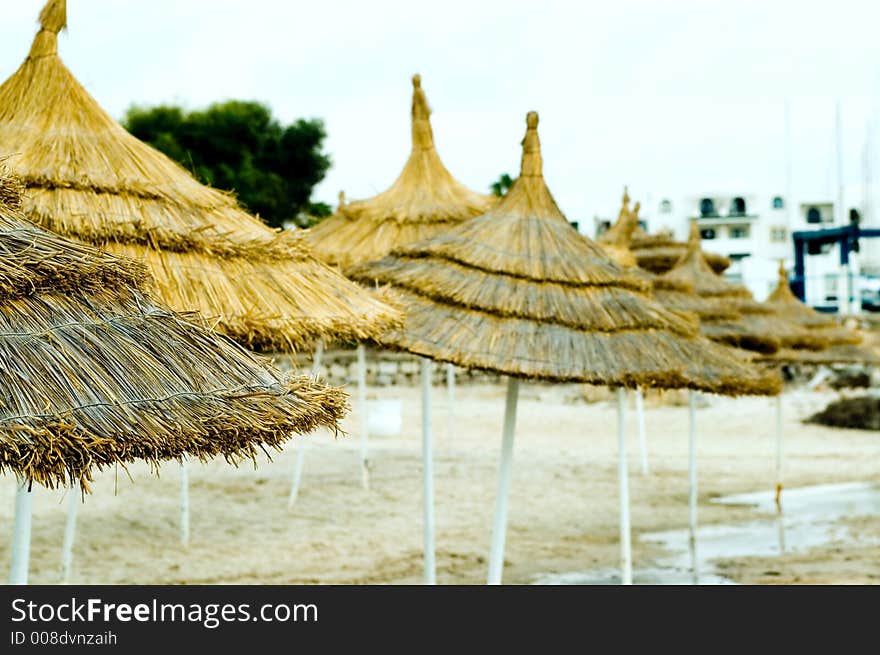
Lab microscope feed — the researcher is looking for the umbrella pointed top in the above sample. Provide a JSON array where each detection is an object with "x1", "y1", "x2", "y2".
[
  {"x1": 521, "y1": 112, "x2": 542, "y2": 177},
  {"x1": 411, "y1": 73, "x2": 434, "y2": 150},
  {"x1": 766, "y1": 261, "x2": 803, "y2": 306},
  {"x1": 29, "y1": 0, "x2": 66, "y2": 58},
  {"x1": 306, "y1": 74, "x2": 495, "y2": 270}
]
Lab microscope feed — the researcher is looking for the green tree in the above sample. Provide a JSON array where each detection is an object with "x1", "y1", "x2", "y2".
[
  {"x1": 124, "y1": 101, "x2": 331, "y2": 229},
  {"x1": 490, "y1": 172, "x2": 514, "y2": 197}
]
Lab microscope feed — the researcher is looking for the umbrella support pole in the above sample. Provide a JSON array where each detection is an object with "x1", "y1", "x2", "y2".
[
  {"x1": 775, "y1": 395, "x2": 783, "y2": 509},
  {"x1": 287, "y1": 340, "x2": 324, "y2": 510},
  {"x1": 60, "y1": 488, "x2": 79, "y2": 583},
  {"x1": 446, "y1": 363, "x2": 456, "y2": 447},
  {"x1": 634, "y1": 387, "x2": 649, "y2": 475},
  {"x1": 688, "y1": 390, "x2": 698, "y2": 584},
  {"x1": 357, "y1": 344, "x2": 370, "y2": 490},
  {"x1": 618, "y1": 388, "x2": 633, "y2": 585},
  {"x1": 9, "y1": 480, "x2": 33, "y2": 585},
  {"x1": 421, "y1": 358, "x2": 436, "y2": 584},
  {"x1": 487, "y1": 377, "x2": 520, "y2": 585},
  {"x1": 180, "y1": 458, "x2": 190, "y2": 547}
]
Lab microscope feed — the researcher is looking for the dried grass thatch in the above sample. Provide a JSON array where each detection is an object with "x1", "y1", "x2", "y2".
[
  {"x1": 351, "y1": 113, "x2": 780, "y2": 396},
  {"x1": 0, "y1": 170, "x2": 347, "y2": 491},
  {"x1": 763, "y1": 261, "x2": 862, "y2": 347},
  {"x1": 598, "y1": 189, "x2": 692, "y2": 292},
  {"x1": 756, "y1": 344, "x2": 880, "y2": 366},
  {"x1": 306, "y1": 74, "x2": 495, "y2": 272},
  {"x1": 0, "y1": 0, "x2": 400, "y2": 351},
  {"x1": 631, "y1": 218, "x2": 730, "y2": 275},
  {"x1": 655, "y1": 223, "x2": 783, "y2": 353}
]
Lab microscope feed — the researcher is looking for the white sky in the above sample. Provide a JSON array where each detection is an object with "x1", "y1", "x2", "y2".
[{"x1": 1, "y1": 0, "x2": 879, "y2": 221}]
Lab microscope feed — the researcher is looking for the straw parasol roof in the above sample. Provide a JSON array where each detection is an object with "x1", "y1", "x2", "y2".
[
  {"x1": 306, "y1": 74, "x2": 495, "y2": 272},
  {"x1": 631, "y1": 213, "x2": 730, "y2": 275},
  {"x1": 0, "y1": 0, "x2": 400, "y2": 352},
  {"x1": 350, "y1": 112, "x2": 780, "y2": 396},
  {"x1": 0, "y1": 170, "x2": 347, "y2": 492},
  {"x1": 764, "y1": 261, "x2": 862, "y2": 346},
  {"x1": 754, "y1": 262, "x2": 875, "y2": 365},
  {"x1": 654, "y1": 222, "x2": 797, "y2": 353},
  {"x1": 598, "y1": 189, "x2": 692, "y2": 292}
]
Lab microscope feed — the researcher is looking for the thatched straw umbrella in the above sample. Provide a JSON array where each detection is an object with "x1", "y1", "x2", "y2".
[
  {"x1": 655, "y1": 223, "x2": 791, "y2": 354},
  {"x1": 754, "y1": 262, "x2": 877, "y2": 505},
  {"x1": 308, "y1": 73, "x2": 493, "y2": 453},
  {"x1": 646, "y1": 226, "x2": 847, "y2": 578},
  {"x1": 307, "y1": 74, "x2": 495, "y2": 271},
  {"x1": 597, "y1": 189, "x2": 686, "y2": 475},
  {"x1": 0, "y1": 1, "x2": 399, "y2": 521},
  {"x1": 351, "y1": 112, "x2": 780, "y2": 584},
  {"x1": 0, "y1": 171, "x2": 346, "y2": 584},
  {"x1": 631, "y1": 217, "x2": 730, "y2": 275}
]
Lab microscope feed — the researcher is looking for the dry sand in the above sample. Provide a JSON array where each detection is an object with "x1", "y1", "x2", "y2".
[{"x1": 2, "y1": 382, "x2": 878, "y2": 585}]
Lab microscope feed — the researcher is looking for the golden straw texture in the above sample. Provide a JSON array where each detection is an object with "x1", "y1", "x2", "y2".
[
  {"x1": 0, "y1": 0, "x2": 400, "y2": 351},
  {"x1": 631, "y1": 214, "x2": 730, "y2": 275},
  {"x1": 598, "y1": 189, "x2": 692, "y2": 292},
  {"x1": 0, "y1": 171, "x2": 347, "y2": 491},
  {"x1": 763, "y1": 261, "x2": 862, "y2": 347},
  {"x1": 306, "y1": 74, "x2": 495, "y2": 271},
  {"x1": 352, "y1": 113, "x2": 780, "y2": 396},
  {"x1": 654, "y1": 223, "x2": 789, "y2": 353}
]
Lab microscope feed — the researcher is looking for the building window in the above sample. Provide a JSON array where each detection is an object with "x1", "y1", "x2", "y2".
[
  {"x1": 772, "y1": 196, "x2": 785, "y2": 209},
  {"x1": 770, "y1": 226, "x2": 787, "y2": 242},
  {"x1": 700, "y1": 228, "x2": 716, "y2": 240},
  {"x1": 659, "y1": 199, "x2": 673, "y2": 214},
  {"x1": 730, "y1": 197, "x2": 747, "y2": 216},
  {"x1": 729, "y1": 225, "x2": 750, "y2": 239},
  {"x1": 699, "y1": 198, "x2": 716, "y2": 217},
  {"x1": 824, "y1": 275, "x2": 838, "y2": 301},
  {"x1": 806, "y1": 207, "x2": 822, "y2": 224}
]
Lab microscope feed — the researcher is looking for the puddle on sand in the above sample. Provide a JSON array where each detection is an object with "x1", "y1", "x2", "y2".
[{"x1": 534, "y1": 481, "x2": 880, "y2": 585}]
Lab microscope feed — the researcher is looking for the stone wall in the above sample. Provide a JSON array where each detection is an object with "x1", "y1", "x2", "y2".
[{"x1": 273, "y1": 347, "x2": 503, "y2": 387}]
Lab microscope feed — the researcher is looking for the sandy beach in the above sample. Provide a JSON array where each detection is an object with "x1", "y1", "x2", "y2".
[{"x1": 3, "y1": 381, "x2": 878, "y2": 585}]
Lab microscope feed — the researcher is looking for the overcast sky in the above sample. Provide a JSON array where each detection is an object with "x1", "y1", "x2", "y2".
[{"x1": 2, "y1": 0, "x2": 879, "y2": 221}]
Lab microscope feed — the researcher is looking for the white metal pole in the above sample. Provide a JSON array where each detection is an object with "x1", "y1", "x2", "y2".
[
  {"x1": 617, "y1": 388, "x2": 633, "y2": 585},
  {"x1": 60, "y1": 488, "x2": 79, "y2": 583},
  {"x1": 776, "y1": 510, "x2": 787, "y2": 555},
  {"x1": 446, "y1": 363, "x2": 456, "y2": 447},
  {"x1": 634, "y1": 387, "x2": 649, "y2": 475},
  {"x1": 287, "y1": 340, "x2": 324, "y2": 510},
  {"x1": 357, "y1": 344, "x2": 369, "y2": 490},
  {"x1": 8, "y1": 480, "x2": 33, "y2": 585},
  {"x1": 688, "y1": 390, "x2": 699, "y2": 584},
  {"x1": 487, "y1": 377, "x2": 520, "y2": 585},
  {"x1": 180, "y1": 458, "x2": 190, "y2": 547},
  {"x1": 775, "y1": 395, "x2": 783, "y2": 509},
  {"x1": 421, "y1": 358, "x2": 436, "y2": 584}
]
